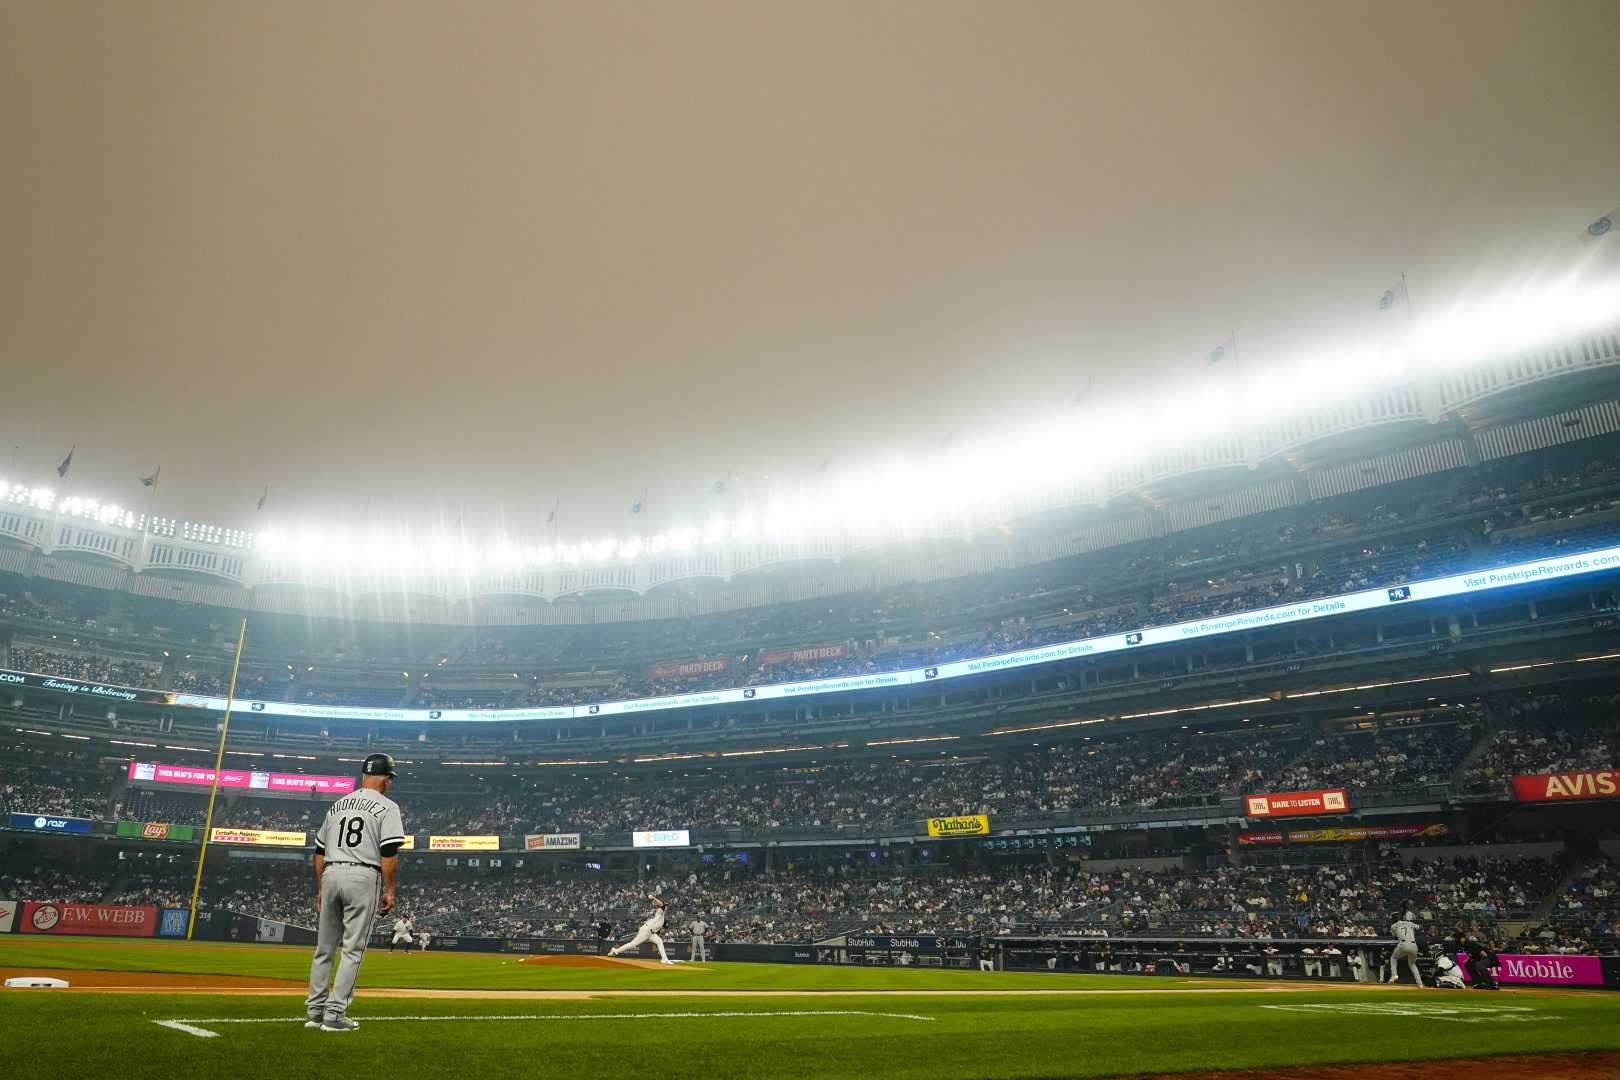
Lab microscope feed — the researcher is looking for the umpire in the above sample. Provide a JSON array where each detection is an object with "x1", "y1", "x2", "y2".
[
  {"x1": 1459, "y1": 930, "x2": 1500, "y2": 990},
  {"x1": 305, "y1": 753, "x2": 407, "y2": 1031}
]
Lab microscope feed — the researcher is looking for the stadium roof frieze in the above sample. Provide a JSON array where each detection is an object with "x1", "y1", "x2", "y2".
[{"x1": 0, "y1": 329, "x2": 1616, "y2": 621}]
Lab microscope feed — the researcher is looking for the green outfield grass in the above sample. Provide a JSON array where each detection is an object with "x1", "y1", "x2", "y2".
[{"x1": 3, "y1": 938, "x2": 1619, "y2": 1080}]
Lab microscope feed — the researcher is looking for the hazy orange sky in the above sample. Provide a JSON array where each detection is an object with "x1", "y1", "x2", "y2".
[{"x1": 2, "y1": 0, "x2": 1618, "y2": 540}]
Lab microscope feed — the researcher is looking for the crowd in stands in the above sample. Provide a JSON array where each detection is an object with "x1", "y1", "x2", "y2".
[
  {"x1": 0, "y1": 848, "x2": 1572, "y2": 948},
  {"x1": 1533, "y1": 857, "x2": 1619, "y2": 953},
  {"x1": 1463, "y1": 692, "x2": 1620, "y2": 795},
  {"x1": 0, "y1": 711, "x2": 1489, "y2": 836},
  {"x1": 6, "y1": 645, "x2": 162, "y2": 688},
  {"x1": 6, "y1": 440, "x2": 1620, "y2": 709},
  {"x1": 0, "y1": 750, "x2": 109, "y2": 820}
]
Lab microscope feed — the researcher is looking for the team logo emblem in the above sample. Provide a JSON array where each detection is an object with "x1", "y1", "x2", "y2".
[{"x1": 31, "y1": 903, "x2": 61, "y2": 930}]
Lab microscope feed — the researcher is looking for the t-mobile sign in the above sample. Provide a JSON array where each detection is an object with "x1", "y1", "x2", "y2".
[
  {"x1": 128, "y1": 761, "x2": 355, "y2": 796},
  {"x1": 1459, "y1": 953, "x2": 1606, "y2": 987}
]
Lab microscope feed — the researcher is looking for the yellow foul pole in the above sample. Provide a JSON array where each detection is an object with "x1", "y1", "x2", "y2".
[{"x1": 186, "y1": 616, "x2": 248, "y2": 940}]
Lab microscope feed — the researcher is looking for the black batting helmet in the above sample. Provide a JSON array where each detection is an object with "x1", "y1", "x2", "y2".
[{"x1": 362, "y1": 753, "x2": 397, "y2": 778}]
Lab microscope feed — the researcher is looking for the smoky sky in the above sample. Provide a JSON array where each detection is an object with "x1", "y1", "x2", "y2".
[{"x1": 2, "y1": 0, "x2": 1618, "y2": 542}]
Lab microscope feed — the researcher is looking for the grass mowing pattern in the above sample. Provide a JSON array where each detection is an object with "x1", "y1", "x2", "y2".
[{"x1": 3, "y1": 939, "x2": 1619, "y2": 1079}]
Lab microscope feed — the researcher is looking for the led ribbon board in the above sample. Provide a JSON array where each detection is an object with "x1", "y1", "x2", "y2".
[{"x1": 11, "y1": 543, "x2": 1614, "y2": 725}]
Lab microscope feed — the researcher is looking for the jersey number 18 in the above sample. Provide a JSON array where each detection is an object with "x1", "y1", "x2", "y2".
[{"x1": 339, "y1": 817, "x2": 364, "y2": 847}]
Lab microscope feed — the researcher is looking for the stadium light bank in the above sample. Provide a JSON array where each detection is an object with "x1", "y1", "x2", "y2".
[{"x1": 4, "y1": 279, "x2": 1617, "y2": 576}]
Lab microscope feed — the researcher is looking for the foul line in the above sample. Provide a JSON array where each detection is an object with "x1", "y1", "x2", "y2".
[{"x1": 154, "y1": 1010, "x2": 936, "y2": 1038}]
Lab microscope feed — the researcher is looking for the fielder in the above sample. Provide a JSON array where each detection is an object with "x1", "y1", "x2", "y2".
[
  {"x1": 688, "y1": 917, "x2": 708, "y2": 963},
  {"x1": 389, "y1": 915, "x2": 413, "y2": 953},
  {"x1": 1386, "y1": 912, "x2": 1423, "y2": 986},
  {"x1": 609, "y1": 895, "x2": 672, "y2": 964},
  {"x1": 305, "y1": 753, "x2": 407, "y2": 1031}
]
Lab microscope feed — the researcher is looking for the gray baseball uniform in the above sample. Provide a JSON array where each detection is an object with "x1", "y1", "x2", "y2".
[
  {"x1": 305, "y1": 788, "x2": 406, "y2": 1021},
  {"x1": 1388, "y1": 919, "x2": 1422, "y2": 985},
  {"x1": 689, "y1": 919, "x2": 708, "y2": 962}
]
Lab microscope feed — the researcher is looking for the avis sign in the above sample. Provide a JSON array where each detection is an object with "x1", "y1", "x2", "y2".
[
  {"x1": 1244, "y1": 789, "x2": 1349, "y2": 818},
  {"x1": 1512, "y1": 769, "x2": 1619, "y2": 802}
]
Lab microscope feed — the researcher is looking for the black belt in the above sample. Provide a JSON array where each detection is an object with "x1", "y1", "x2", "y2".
[{"x1": 326, "y1": 860, "x2": 380, "y2": 872}]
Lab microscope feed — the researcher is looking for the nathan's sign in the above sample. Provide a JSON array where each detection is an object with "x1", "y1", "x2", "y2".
[
  {"x1": 1244, "y1": 789, "x2": 1349, "y2": 818},
  {"x1": 116, "y1": 821, "x2": 197, "y2": 841},
  {"x1": 209, "y1": 828, "x2": 307, "y2": 847},
  {"x1": 646, "y1": 658, "x2": 729, "y2": 681},
  {"x1": 428, "y1": 835, "x2": 500, "y2": 851},
  {"x1": 1511, "y1": 769, "x2": 1619, "y2": 803},
  {"x1": 926, "y1": 814, "x2": 990, "y2": 838},
  {"x1": 758, "y1": 643, "x2": 849, "y2": 667}
]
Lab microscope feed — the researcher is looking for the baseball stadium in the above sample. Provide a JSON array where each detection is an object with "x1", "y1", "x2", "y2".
[{"x1": 5, "y1": 3, "x2": 1620, "y2": 1078}]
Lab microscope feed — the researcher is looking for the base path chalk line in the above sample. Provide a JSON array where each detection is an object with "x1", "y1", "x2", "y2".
[{"x1": 155, "y1": 1010, "x2": 936, "y2": 1038}]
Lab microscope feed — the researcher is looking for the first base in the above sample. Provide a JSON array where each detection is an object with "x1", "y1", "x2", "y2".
[{"x1": 5, "y1": 976, "x2": 70, "y2": 989}]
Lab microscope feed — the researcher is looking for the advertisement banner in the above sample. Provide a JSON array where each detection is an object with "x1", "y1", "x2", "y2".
[
  {"x1": 209, "y1": 828, "x2": 307, "y2": 847},
  {"x1": 926, "y1": 814, "x2": 991, "y2": 838},
  {"x1": 1459, "y1": 953, "x2": 1607, "y2": 988},
  {"x1": 1239, "y1": 823, "x2": 1448, "y2": 845},
  {"x1": 1511, "y1": 769, "x2": 1619, "y2": 803},
  {"x1": 758, "y1": 643, "x2": 849, "y2": 667},
  {"x1": 0, "y1": 900, "x2": 17, "y2": 933},
  {"x1": 525, "y1": 833, "x2": 582, "y2": 851},
  {"x1": 129, "y1": 761, "x2": 355, "y2": 796},
  {"x1": 20, "y1": 901, "x2": 158, "y2": 937},
  {"x1": 646, "y1": 657, "x2": 730, "y2": 681},
  {"x1": 115, "y1": 821, "x2": 197, "y2": 841},
  {"x1": 427, "y1": 835, "x2": 500, "y2": 851},
  {"x1": 632, "y1": 829, "x2": 691, "y2": 848},
  {"x1": 1244, "y1": 789, "x2": 1350, "y2": 818},
  {"x1": 9, "y1": 813, "x2": 92, "y2": 834},
  {"x1": 0, "y1": 668, "x2": 175, "y2": 705},
  {"x1": 158, "y1": 909, "x2": 190, "y2": 938}
]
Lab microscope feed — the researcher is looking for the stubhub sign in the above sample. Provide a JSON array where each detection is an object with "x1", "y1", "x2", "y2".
[{"x1": 10, "y1": 813, "x2": 92, "y2": 834}]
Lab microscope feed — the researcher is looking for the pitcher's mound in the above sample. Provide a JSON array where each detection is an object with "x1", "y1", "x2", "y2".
[{"x1": 517, "y1": 954, "x2": 670, "y2": 970}]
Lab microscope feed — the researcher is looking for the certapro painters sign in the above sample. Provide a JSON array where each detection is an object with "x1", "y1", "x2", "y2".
[{"x1": 926, "y1": 814, "x2": 990, "y2": 838}]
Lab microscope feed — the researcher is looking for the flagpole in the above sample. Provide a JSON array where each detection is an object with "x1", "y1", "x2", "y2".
[{"x1": 186, "y1": 615, "x2": 248, "y2": 940}]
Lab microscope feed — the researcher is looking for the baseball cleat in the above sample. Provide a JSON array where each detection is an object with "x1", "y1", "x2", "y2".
[
  {"x1": 321, "y1": 1016, "x2": 361, "y2": 1032},
  {"x1": 304, "y1": 1017, "x2": 322, "y2": 1029}
]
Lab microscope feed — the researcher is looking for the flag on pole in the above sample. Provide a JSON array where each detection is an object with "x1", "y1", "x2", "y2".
[
  {"x1": 56, "y1": 446, "x2": 74, "y2": 479},
  {"x1": 140, "y1": 467, "x2": 161, "y2": 488},
  {"x1": 545, "y1": 499, "x2": 558, "y2": 526},
  {"x1": 1208, "y1": 333, "x2": 1237, "y2": 365},
  {"x1": 1378, "y1": 278, "x2": 1409, "y2": 311},
  {"x1": 1581, "y1": 206, "x2": 1620, "y2": 246},
  {"x1": 256, "y1": 486, "x2": 269, "y2": 512},
  {"x1": 1070, "y1": 374, "x2": 1094, "y2": 410}
]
